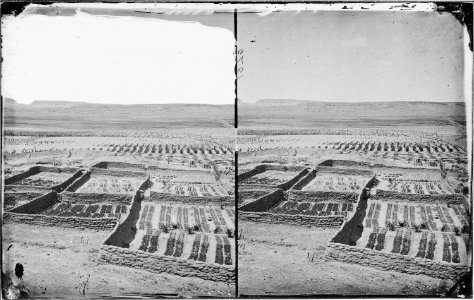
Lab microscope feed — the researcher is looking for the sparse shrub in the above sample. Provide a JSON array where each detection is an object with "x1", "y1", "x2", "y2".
[
  {"x1": 441, "y1": 224, "x2": 449, "y2": 232},
  {"x1": 454, "y1": 226, "x2": 462, "y2": 236},
  {"x1": 414, "y1": 224, "x2": 422, "y2": 233},
  {"x1": 161, "y1": 225, "x2": 169, "y2": 234},
  {"x1": 386, "y1": 221, "x2": 396, "y2": 231},
  {"x1": 227, "y1": 228, "x2": 234, "y2": 238},
  {"x1": 214, "y1": 226, "x2": 225, "y2": 234},
  {"x1": 398, "y1": 220, "x2": 406, "y2": 228},
  {"x1": 462, "y1": 224, "x2": 470, "y2": 234},
  {"x1": 420, "y1": 222, "x2": 427, "y2": 230},
  {"x1": 187, "y1": 226, "x2": 195, "y2": 235}
]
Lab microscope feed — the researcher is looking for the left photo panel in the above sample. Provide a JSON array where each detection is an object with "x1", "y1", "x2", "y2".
[{"x1": 2, "y1": 3, "x2": 236, "y2": 298}]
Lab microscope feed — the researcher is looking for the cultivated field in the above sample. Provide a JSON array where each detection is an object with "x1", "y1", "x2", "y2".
[
  {"x1": 3, "y1": 100, "x2": 235, "y2": 297},
  {"x1": 76, "y1": 175, "x2": 144, "y2": 195},
  {"x1": 238, "y1": 100, "x2": 469, "y2": 296}
]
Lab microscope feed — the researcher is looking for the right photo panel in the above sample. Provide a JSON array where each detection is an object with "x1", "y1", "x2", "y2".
[{"x1": 237, "y1": 4, "x2": 471, "y2": 297}]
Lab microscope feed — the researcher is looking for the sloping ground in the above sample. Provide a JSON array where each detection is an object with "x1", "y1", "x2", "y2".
[
  {"x1": 239, "y1": 101, "x2": 466, "y2": 128},
  {"x1": 4, "y1": 101, "x2": 234, "y2": 130},
  {"x1": 2, "y1": 224, "x2": 234, "y2": 298},
  {"x1": 239, "y1": 221, "x2": 451, "y2": 296}
]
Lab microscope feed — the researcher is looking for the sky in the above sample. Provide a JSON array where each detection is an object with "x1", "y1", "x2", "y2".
[
  {"x1": 1, "y1": 4, "x2": 235, "y2": 105},
  {"x1": 238, "y1": 10, "x2": 467, "y2": 103}
]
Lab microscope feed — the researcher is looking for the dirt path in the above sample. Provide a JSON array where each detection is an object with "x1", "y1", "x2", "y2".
[
  {"x1": 3, "y1": 224, "x2": 235, "y2": 298},
  {"x1": 238, "y1": 221, "x2": 452, "y2": 296}
]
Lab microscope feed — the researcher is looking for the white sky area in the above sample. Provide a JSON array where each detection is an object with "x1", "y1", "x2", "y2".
[
  {"x1": 1, "y1": 9, "x2": 235, "y2": 105},
  {"x1": 239, "y1": 10, "x2": 467, "y2": 103}
]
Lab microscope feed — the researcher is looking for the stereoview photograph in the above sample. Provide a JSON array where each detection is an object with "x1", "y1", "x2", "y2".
[
  {"x1": 2, "y1": 3, "x2": 235, "y2": 298},
  {"x1": 237, "y1": 4, "x2": 472, "y2": 297}
]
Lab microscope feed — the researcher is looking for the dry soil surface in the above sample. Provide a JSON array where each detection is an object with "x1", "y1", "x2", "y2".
[
  {"x1": 3, "y1": 223, "x2": 235, "y2": 298},
  {"x1": 238, "y1": 220, "x2": 453, "y2": 296}
]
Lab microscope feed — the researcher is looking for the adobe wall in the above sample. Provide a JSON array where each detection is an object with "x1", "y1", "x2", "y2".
[
  {"x1": 325, "y1": 242, "x2": 469, "y2": 280},
  {"x1": 239, "y1": 211, "x2": 344, "y2": 227},
  {"x1": 50, "y1": 169, "x2": 85, "y2": 192},
  {"x1": 60, "y1": 192, "x2": 132, "y2": 205},
  {"x1": 65, "y1": 171, "x2": 91, "y2": 192},
  {"x1": 291, "y1": 169, "x2": 317, "y2": 190},
  {"x1": 4, "y1": 185, "x2": 50, "y2": 193},
  {"x1": 5, "y1": 166, "x2": 81, "y2": 187},
  {"x1": 238, "y1": 167, "x2": 264, "y2": 183},
  {"x1": 238, "y1": 190, "x2": 271, "y2": 203},
  {"x1": 98, "y1": 244, "x2": 235, "y2": 283},
  {"x1": 92, "y1": 161, "x2": 146, "y2": 171},
  {"x1": 287, "y1": 190, "x2": 359, "y2": 203},
  {"x1": 104, "y1": 190, "x2": 143, "y2": 248},
  {"x1": 238, "y1": 164, "x2": 305, "y2": 183},
  {"x1": 147, "y1": 191, "x2": 234, "y2": 206},
  {"x1": 4, "y1": 192, "x2": 45, "y2": 211},
  {"x1": 239, "y1": 189, "x2": 284, "y2": 212},
  {"x1": 277, "y1": 167, "x2": 310, "y2": 191},
  {"x1": 315, "y1": 166, "x2": 374, "y2": 177},
  {"x1": 37, "y1": 166, "x2": 79, "y2": 173},
  {"x1": 4, "y1": 167, "x2": 40, "y2": 185},
  {"x1": 318, "y1": 159, "x2": 372, "y2": 169},
  {"x1": 330, "y1": 176, "x2": 377, "y2": 245},
  {"x1": 9, "y1": 191, "x2": 58, "y2": 214},
  {"x1": 371, "y1": 190, "x2": 466, "y2": 205},
  {"x1": 3, "y1": 212, "x2": 117, "y2": 230},
  {"x1": 238, "y1": 185, "x2": 275, "y2": 193},
  {"x1": 90, "y1": 168, "x2": 148, "y2": 178}
]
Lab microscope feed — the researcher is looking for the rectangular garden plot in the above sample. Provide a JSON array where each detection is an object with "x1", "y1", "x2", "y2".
[
  {"x1": 301, "y1": 172, "x2": 371, "y2": 193},
  {"x1": 4, "y1": 191, "x2": 46, "y2": 210},
  {"x1": 242, "y1": 170, "x2": 301, "y2": 185},
  {"x1": 356, "y1": 228, "x2": 469, "y2": 265},
  {"x1": 75, "y1": 175, "x2": 144, "y2": 195},
  {"x1": 238, "y1": 165, "x2": 309, "y2": 191},
  {"x1": 43, "y1": 202, "x2": 128, "y2": 221},
  {"x1": 364, "y1": 199, "x2": 469, "y2": 233},
  {"x1": 269, "y1": 200, "x2": 354, "y2": 216},
  {"x1": 150, "y1": 182, "x2": 228, "y2": 197},
  {"x1": 135, "y1": 202, "x2": 235, "y2": 234},
  {"x1": 128, "y1": 230, "x2": 234, "y2": 266},
  {"x1": 326, "y1": 185, "x2": 470, "y2": 280},
  {"x1": 99, "y1": 194, "x2": 235, "y2": 283},
  {"x1": 374, "y1": 168, "x2": 453, "y2": 195},
  {"x1": 4, "y1": 166, "x2": 81, "y2": 191}
]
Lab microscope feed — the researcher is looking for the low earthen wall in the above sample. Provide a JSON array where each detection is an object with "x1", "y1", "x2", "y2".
[
  {"x1": 315, "y1": 166, "x2": 374, "y2": 176},
  {"x1": 51, "y1": 169, "x2": 85, "y2": 192},
  {"x1": 90, "y1": 168, "x2": 148, "y2": 178},
  {"x1": 238, "y1": 190, "x2": 271, "y2": 203},
  {"x1": 325, "y1": 242, "x2": 469, "y2": 280},
  {"x1": 147, "y1": 192, "x2": 234, "y2": 206},
  {"x1": 239, "y1": 211, "x2": 344, "y2": 227},
  {"x1": 9, "y1": 191, "x2": 58, "y2": 214},
  {"x1": 3, "y1": 212, "x2": 117, "y2": 230},
  {"x1": 238, "y1": 164, "x2": 305, "y2": 183},
  {"x1": 98, "y1": 244, "x2": 235, "y2": 283},
  {"x1": 4, "y1": 192, "x2": 45, "y2": 211},
  {"x1": 291, "y1": 169, "x2": 317, "y2": 190},
  {"x1": 60, "y1": 192, "x2": 132, "y2": 205},
  {"x1": 65, "y1": 171, "x2": 91, "y2": 192},
  {"x1": 239, "y1": 189, "x2": 284, "y2": 212},
  {"x1": 4, "y1": 166, "x2": 41, "y2": 185},
  {"x1": 92, "y1": 161, "x2": 146, "y2": 171},
  {"x1": 277, "y1": 167, "x2": 310, "y2": 191},
  {"x1": 371, "y1": 190, "x2": 466, "y2": 205},
  {"x1": 104, "y1": 191, "x2": 143, "y2": 248},
  {"x1": 4, "y1": 185, "x2": 50, "y2": 193},
  {"x1": 288, "y1": 190, "x2": 359, "y2": 203}
]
